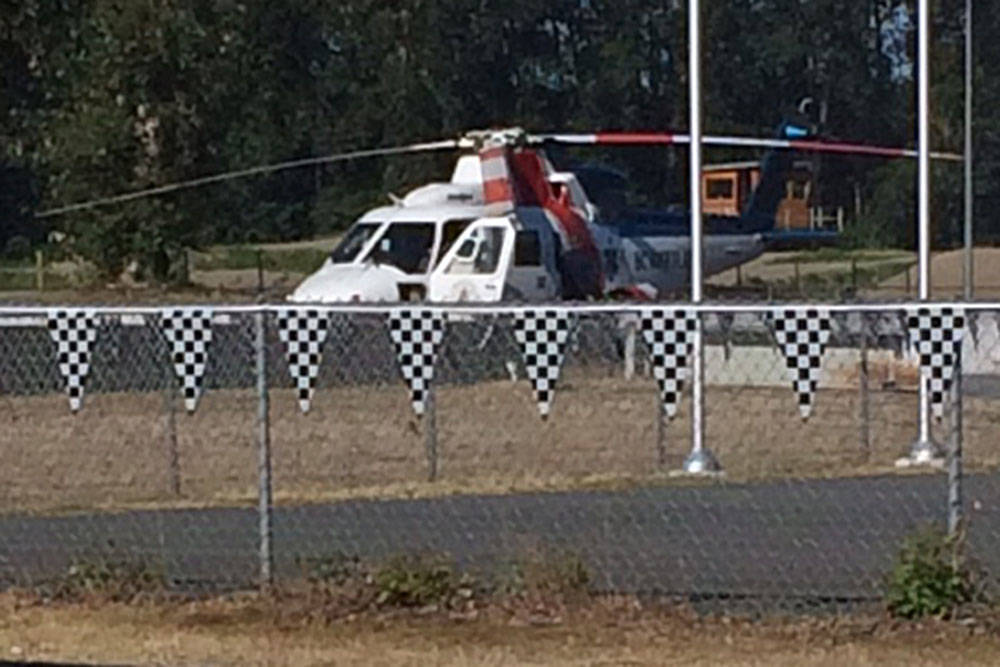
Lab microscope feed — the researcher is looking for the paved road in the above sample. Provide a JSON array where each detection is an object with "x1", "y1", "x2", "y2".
[{"x1": 2, "y1": 473, "x2": 998, "y2": 611}]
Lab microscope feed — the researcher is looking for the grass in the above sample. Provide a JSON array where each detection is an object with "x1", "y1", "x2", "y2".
[
  {"x1": 734, "y1": 256, "x2": 916, "y2": 300},
  {"x1": 3, "y1": 369, "x2": 1000, "y2": 516},
  {"x1": 0, "y1": 236, "x2": 341, "y2": 295},
  {"x1": 0, "y1": 268, "x2": 75, "y2": 292},
  {"x1": 3, "y1": 591, "x2": 1000, "y2": 665},
  {"x1": 189, "y1": 243, "x2": 332, "y2": 274},
  {"x1": 765, "y1": 247, "x2": 914, "y2": 266}
]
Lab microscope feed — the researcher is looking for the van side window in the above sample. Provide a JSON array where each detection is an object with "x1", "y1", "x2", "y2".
[{"x1": 514, "y1": 230, "x2": 541, "y2": 267}]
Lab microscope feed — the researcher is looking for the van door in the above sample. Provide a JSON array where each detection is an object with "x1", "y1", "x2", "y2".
[{"x1": 428, "y1": 218, "x2": 514, "y2": 302}]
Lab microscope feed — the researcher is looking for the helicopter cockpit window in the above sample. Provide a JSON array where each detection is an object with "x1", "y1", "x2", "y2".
[
  {"x1": 445, "y1": 226, "x2": 506, "y2": 275},
  {"x1": 329, "y1": 223, "x2": 379, "y2": 264},
  {"x1": 434, "y1": 219, "x2": 473, "y2": 268},
  {"x1": 363, "y1": 222, "x2": 435, "y2": 274}
]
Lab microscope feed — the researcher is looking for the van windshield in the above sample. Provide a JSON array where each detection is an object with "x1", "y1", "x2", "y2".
[{"x1": 330, "y1": 223, "x2": 380, "y2": 264}]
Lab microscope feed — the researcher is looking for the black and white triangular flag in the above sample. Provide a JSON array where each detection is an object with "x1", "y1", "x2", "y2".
[
  {"x1": 47, "y1": 309, "x2": 98, "y2": 412},
  {"x1": 906, "y1": 306, "x2": 965, "y2": 420},
  {"x1": 639, "y1": 309, "x2": 697, "y2": 419},
  {"x1": 278, "y1": 309, "x2": 330, "y2": 413},
  {"x1": 770, "y1": 308, "x2": 832, "y2": 419},
  {"x1": 160, "y1": 308, "x2": 213, "y2": 412},
  {"x1": 386, "y1": 309, "x2": 445, "y2": 416},
  {"x1": 513, "y1": 309, "x2": 574, "y2": 418}
]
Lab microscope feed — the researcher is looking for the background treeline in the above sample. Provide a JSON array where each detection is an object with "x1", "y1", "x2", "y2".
[{"x1": 1, "y1": 0, "x2": 995, "y2": 281}]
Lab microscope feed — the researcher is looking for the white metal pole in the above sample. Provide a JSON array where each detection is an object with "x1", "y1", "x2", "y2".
[
  {"x1": 684, "y1": 0, "x2": 717, "y2": 474},
  {"x1": 918, "y1": 0, "x2": 931, "y2": 301},
  {"x1": 914, "y1": 0, "x2": 935, "y2": 457},
  {"x1": 963, "y1": 0, "x2": 973, "y2": 300},
  {"x1": 689, "y1": 0, "x2": 703, "y2": 308}
]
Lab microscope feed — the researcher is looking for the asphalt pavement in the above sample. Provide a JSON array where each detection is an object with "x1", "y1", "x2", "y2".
[{"x1": 2, "y1": 473, "x2": 998, "y2": 612}]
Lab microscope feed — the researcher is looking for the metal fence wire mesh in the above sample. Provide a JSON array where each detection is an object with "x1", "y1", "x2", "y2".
[{"x1": 1, "y1": 303, "x2": 998, "y2": 611}]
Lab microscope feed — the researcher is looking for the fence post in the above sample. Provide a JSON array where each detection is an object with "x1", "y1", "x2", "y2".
[
  {"x1": 163, "y1": 364, "x2": 180, "y2": 496},
  {"x1": 424, "y1": 387, "x2": 438, "y2": 482},
  {"x1": 35, "y1": 250, "x2": 44, "y2": 291},
  {"x1": 858, "y1": 315, "x2": 871, "y2": 460},
  {"x1": 656, "y1": 396, "x2": 667, "y2": 467},
  {"x1": 947, "y1": 350, "x2": 964, "y2": 538},
  {"x1": 255, "y1": 308, "x2": 274, "y2": 591},
  {"x1": 256, "y1": 249, "x2": 266, "y2": 296},
  {"x1": 623, "y1": 320, "x2": 636, "y2": 381}
]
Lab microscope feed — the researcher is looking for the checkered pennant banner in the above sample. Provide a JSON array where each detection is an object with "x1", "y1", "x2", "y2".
[
  {"x1": 278, "y1": 309, "x2": 330, "y2": 413},
  {"x1": 160, "y1": 308, "x2": 214, "y2": 412},
  {"x1": 906, "y1": 306, "x2": 965, "y2": 419},
  {"x1": 47, "y1": 309, "x2": 98, "y2": 412},
  {"x1": 513, "y1": 309, "x2": 575, "y2": 418},
  {"x1": 639, "y1": 309, "x2": 697, "y2": 419},
  {"x1": 386, "y1": 309, "x2": 445, "y2": 416},
  {"x1": 770, "y1": 308, "x2": 832, "y2": 419}
]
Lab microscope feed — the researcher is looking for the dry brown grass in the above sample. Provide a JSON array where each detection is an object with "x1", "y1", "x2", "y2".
[
  {"x1": 3, "y1": 371, "x2": 999, "y2": 515},
  {"x1": 2, "y1": 592, "x2": 1000, "y2": 666}
]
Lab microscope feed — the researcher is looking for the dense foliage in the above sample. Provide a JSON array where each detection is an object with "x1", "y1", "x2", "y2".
[{"x1": 1, "y1": 0, "x2": 995, "y2": 280}]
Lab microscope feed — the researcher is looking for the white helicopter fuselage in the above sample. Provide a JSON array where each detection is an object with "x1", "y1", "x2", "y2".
[
  {"x1": 289, "y1": 155, "x2": 492, "y2": 303},
  {"x1": 289, "y1": 152, "x2": 767, "y2": 303},
  {"x1": 288, "y1": 202, "x2": 484, "y2": 302}
]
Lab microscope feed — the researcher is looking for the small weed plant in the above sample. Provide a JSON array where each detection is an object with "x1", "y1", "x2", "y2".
[
  {"x1": 373, "y1": 554, "x2": 473, "y2": 608},
  {"x1": 44, "y1": 554, "x2": 166, "y2": 603},
  {"x1": 886, "y1": 523, "x2": 978, "y2": 619},
  {"x1": 499, "y1": 548, "x2": 591, "y2": 597}
]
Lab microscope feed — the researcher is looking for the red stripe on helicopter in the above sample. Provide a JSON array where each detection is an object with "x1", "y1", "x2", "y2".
[
  {"x1": 593, "y1": 132, "x2": 677, "y2": 145},
  {"x1": 788, "y1": 139, "x2": 909, "y2": 158},
  {"x1": 508, "y1": 150, "x2": 604, "y2": 292},
  {"x1": 479, "y1": 146, "x2": 514, "y2": 207}
]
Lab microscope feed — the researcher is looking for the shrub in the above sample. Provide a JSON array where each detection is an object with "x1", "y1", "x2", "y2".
[
  {"x1": 885, "y1": 524, "x2": 975, "y2": 619},
  {"x1": 496, "y1": 547, "x2": 591, "y2": 597},
  {"x1": 296, "y1": 552, "x2": 364, "y2": 587},
  {"x1": 44, "y1": 554, "x2": 166, "y2": 603},
  {"x1": 373, "y1": 554, "x2": 473, "y2": 608}
]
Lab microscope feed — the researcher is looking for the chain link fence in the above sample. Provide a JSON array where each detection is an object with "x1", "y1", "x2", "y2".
[{"x1": 0, "y1": 303, "x2": 997, "y2": 611}]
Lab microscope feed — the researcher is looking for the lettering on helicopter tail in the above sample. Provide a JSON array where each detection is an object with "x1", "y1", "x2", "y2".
[{"x1": 632, "y1": 248, "x2": 687, "y2": 273}]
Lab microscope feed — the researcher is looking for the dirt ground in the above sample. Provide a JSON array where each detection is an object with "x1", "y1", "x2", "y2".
[
  {"x1": 3, "y1": 371, "x2": 998, "y2": 515},
  {"x1": 1, "y1": 593, "x2": 999, "y2": 666},
  {"x1": 867, "y1": 248, "x2": 1000, "y2": 299},
  {"x1": 706, "y1": 250, "x2": 913, "y2": 289}
]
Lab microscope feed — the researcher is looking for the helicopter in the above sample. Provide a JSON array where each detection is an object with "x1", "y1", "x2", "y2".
[
  {"x1": 36, "y1": 117, "x2": 961, "y2": 303},
  {"x1": 285, "y1": 119, "x2": 888, "y2": 303}
]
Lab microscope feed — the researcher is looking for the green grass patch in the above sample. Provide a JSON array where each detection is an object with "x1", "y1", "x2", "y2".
[
  {"x1": 0, "y1": 256, "x2": 34, "y2": 269},
  {"x1": 759, "y1": 257, "x2": 916, "y2": 299},
  {"x1": 192, "y1": 245, "x2": 329, "y2": 274},
  {"x1": 0, "y1": 269, "x2": 74, "y2": 291},
  {"x1": 766, "y1": 248, "x2": 913, "y2": 266}
]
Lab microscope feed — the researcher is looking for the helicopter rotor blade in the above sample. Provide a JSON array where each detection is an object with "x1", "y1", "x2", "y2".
[
  {"x1": 35, "y1": 139, "x2": 461, "y2": 219},
  {"x1": 532, "y1": 132, "x2": 963, "y2": 162}
]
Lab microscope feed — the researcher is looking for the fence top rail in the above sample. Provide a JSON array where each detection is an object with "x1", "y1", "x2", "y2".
[{"x1": 0, "y1": 300, "x2": 994, "y2": 317}]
